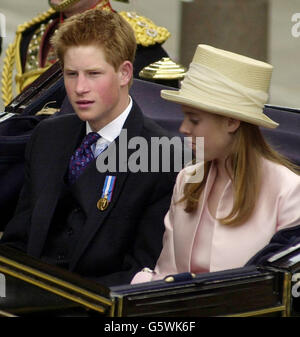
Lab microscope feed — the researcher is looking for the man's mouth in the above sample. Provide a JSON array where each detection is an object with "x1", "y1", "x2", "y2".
[{"x1": 75, "y1": 100, "x2": 94, "y2": 109}]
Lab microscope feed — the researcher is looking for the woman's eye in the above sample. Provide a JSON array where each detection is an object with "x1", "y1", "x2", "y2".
[{"x1": 189, "y1": 119, "x2": 199, "y2": 125}]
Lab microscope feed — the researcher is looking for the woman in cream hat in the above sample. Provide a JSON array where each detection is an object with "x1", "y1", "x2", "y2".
[{"x1": 131, "y1": 45, "x2": 300, "y2": 284}]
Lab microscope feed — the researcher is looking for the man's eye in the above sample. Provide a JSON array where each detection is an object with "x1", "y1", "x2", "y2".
[
  {"x1": 89, "y1": 71, "x2": 101, "y2": 76},
  {"x1": 189, "y1": 119, "x2": 199, "y2": 125},
  {"x1": 65, "y1": 72, "x2": 77, "y2": 77}
]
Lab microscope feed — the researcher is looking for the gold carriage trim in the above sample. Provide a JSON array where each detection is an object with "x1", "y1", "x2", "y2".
[
  {"x1": 119, "y1": 11, "x2": 170, "y2": 47},
  {"x1": 1, "y1": 8, "x2": 56, "y2": 106}
]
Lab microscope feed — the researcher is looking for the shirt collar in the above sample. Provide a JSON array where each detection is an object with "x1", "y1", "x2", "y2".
[{"x1": 86, "y1": 96, "x2": 133, "y2": 143}]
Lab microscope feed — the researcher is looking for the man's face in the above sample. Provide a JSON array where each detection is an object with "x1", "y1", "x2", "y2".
[{"x1": 64, "y1": 45, "x2": 128, "y2": 131}]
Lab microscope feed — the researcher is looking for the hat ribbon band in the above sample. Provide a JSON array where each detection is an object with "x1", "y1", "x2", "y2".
[{"x1": 181, "y1": 63, "x2": 268, "y2": 112}]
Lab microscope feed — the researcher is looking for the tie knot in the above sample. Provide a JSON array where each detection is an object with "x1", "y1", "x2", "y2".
[{"x1": 82, "y1": 132, "x2": 100, "y2": 147}]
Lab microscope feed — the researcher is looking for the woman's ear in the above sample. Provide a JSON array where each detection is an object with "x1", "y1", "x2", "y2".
[
  {"x1": 118, "y1": 61, "x2": 133, "y2": 86},
  {"x1": 226, "y1": 118, "x2": 240, "y2": 133}
]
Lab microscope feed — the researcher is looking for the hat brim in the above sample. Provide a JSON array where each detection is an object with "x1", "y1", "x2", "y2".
[{"x1": 161, "y1": 90, "x2": 279, "y2": 129}]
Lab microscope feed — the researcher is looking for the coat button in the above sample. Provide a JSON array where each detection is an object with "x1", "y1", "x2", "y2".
[
  {"x1": 57, "y1": 254, "x2": 65, "y2": 261},
  {"x1": 74, "y1": 207, "x2": 81, "y2": 213}
]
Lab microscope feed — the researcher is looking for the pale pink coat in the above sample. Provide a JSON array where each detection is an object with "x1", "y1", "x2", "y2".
[{"x1": 131, "y1": 159, "x2": 300, "y2": 284}]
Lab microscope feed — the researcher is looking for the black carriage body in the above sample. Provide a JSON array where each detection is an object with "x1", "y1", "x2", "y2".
[{"x1": 0, "y1": 244, "x2": 299, "y2": 317}]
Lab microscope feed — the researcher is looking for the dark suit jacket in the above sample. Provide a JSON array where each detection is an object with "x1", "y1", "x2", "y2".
[{"x1": 0, "y1": 101, "x2": 178, "y2": 286}]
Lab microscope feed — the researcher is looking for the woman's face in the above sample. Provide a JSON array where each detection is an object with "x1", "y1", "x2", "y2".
[{"x1": 179, "y1": 105, "x2": 240, "y2": 162}]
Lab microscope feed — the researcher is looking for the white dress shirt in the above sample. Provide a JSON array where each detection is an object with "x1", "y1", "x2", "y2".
[{"x1": 86, "y1": 96, "x2": 133, "y2": 157}]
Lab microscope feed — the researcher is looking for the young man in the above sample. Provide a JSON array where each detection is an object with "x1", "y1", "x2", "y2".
[
  {"x1": 0, "y1": 9, "x2": 177, "y2": 287},
  {"x1": 0, "y1": 0, "x2": 170, "y2": 228}
]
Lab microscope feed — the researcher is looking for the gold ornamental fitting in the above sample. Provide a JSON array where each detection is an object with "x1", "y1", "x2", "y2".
[
  {"x1": 48, "y1": 0, "x2": 82, "y2": 12},
  {"x1": 139, "y1": 57, "x2": 187, "y2": 80}
]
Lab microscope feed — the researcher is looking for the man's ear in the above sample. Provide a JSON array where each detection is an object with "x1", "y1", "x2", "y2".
[
  {"x1": 119, "y1": 61, "x2": 133, "y2": 86},
  {"x1": 227, "y1": 118, "x2": 240, "y2": 133}
]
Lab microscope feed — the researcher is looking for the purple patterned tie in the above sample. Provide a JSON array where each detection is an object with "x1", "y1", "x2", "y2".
[{"x1": 68, "y1": 132, "x2": 100, "y2": 184}]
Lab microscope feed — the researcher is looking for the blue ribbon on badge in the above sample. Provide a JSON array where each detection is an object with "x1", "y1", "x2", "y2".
[{"x1": 97, "y1": 176, "x2": 116, "y2": 211}]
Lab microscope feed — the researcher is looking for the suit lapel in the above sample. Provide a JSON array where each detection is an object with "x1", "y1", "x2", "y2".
[
  {"x1": 28, "y1": 116, "x2": 85, "y2": 257},
  {"x1": 70, "y1": 101, "x2": 144, "y2": 269}
]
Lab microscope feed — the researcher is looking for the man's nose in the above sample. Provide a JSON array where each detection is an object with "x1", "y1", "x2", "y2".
[{"x1": 75, "y1": 74, "x2": 89, "y2": 95}]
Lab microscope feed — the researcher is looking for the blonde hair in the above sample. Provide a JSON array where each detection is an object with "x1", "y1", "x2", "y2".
[
  {"x1": 181, "y1": 122, "x2": 300, "y2": 226},
  {"x1": 51, "y1": 8, "x2": 136, "y2": 78}
]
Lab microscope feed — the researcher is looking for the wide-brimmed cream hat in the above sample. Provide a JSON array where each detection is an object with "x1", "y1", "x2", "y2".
[{"x1": 161, "y1": 44, "x2": 278, "y2": 129}]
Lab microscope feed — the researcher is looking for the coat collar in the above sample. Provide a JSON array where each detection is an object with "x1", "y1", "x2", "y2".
[{"x1": 28, "y1": 115, "x2": 84, "y2": 257}]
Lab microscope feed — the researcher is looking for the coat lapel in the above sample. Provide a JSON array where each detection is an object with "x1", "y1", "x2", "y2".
[
  {"x1": 28, "y1": 116, "x2": 85, "y2": 257},
  {"x1": 175, "y1": 162, "x2": 217, "y2": 272},
  {"x1": 70, "y1": 101, "x2": 144, "y2": 269}
]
